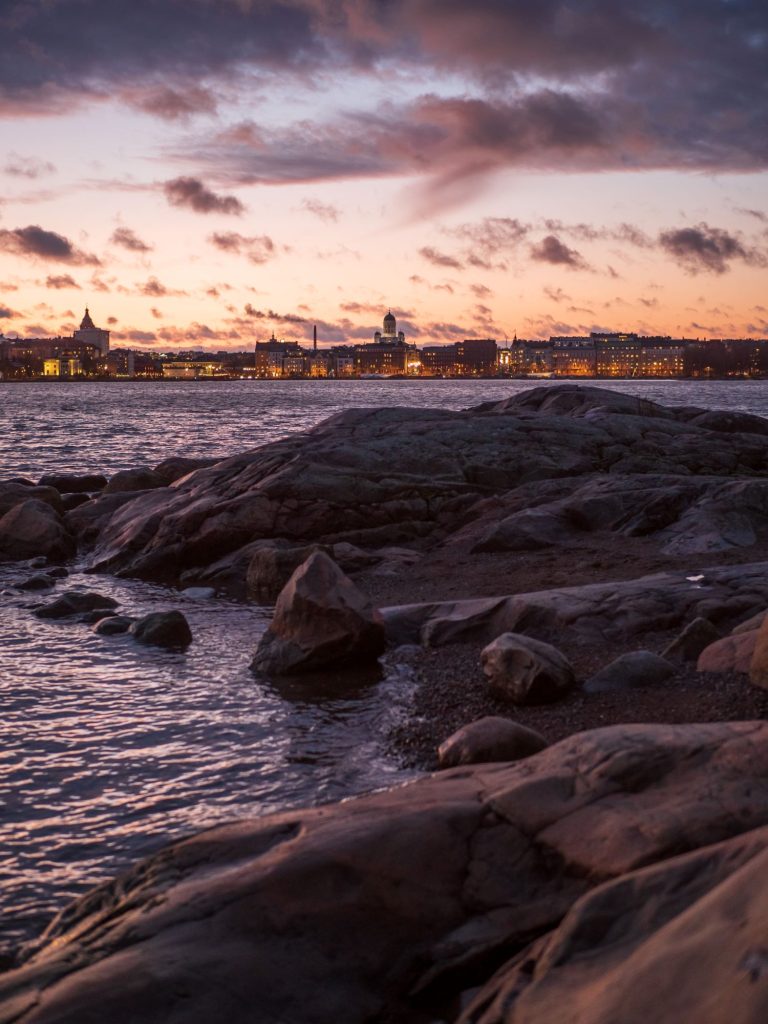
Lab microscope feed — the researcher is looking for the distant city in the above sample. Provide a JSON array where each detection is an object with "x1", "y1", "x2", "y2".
[{"x1": 2, "y1": 308, "x2": 768, "y2": 380}]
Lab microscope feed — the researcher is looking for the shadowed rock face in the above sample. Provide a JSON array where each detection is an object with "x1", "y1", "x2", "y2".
[
  {"x1": 55, "y1": 385, "x2": 768, "y2": 583},
  {"x1": 1, "y1": 721, "x2": 768, "y2": 1024}
]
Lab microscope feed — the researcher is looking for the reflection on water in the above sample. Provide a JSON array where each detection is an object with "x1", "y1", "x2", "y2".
[{"x1": 0, "y1": 566, "x2": 416, "y2": 952}]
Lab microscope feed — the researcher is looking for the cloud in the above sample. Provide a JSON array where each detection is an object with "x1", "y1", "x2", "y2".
[
  {"x1": 470, "y1": 283, "x2": 492, "y2": 299},
  {"x1": 452, "y1": 217, "x2": 529, "y2": 257},
  {"x1": 123, "y1": 84, "x2": 218, "y2": 121},
  {"x1": 164, "y1": 177, "x2": 244, "y2": 215},
  {"x1": 530, "y1": 235, "x2": 590, "y2": 270},
  {"x1": 137, "y1": 276, "x2": 187, "y2": 297},
  {"x1": 0, "y1": 305, "x2": 18, "y2": 318},
  {"x1": 111, "y1": 227, "x2": 153, "y2": 252},
  {"x1": 658, "y1": 223, "x2": 767, "y2": 275},
  {"x1": 209, "y1": 232, "x2": 275, "y2": 264},
  {"x1": 0, "y1": 225, "x2": 100, "y2": 265},
  {"x1": 243, "y1": 304, "x2": 306, "y2": 323},
  {"x1": 419, "y1": 246, "x2": 463, "y2": 269},
  {"x1": 46, "y1": 274, "x2": 80, "y2": 289},
  {"x1": 301, "y1": 198, "x2": 340, "y2": 222},
  {"x1": 544, "y1": 286, "x2": 571, "y2": 303},
  {"x1": 3, "y1": 154, "x2": 55, "y2": 179}
]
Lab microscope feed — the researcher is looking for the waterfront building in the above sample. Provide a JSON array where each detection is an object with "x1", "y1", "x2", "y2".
[
  {"x1": 353, "y1": 310, "x2": 416, "y2": 375},
  {"x1": 421, "y1": 339, "x2": 498, "y2": 375},
  {"x1": 551, "y1": 337, "x2": 597, "y2": 377},
  {"x1": 254, "y1": 334, "x2": 303, "y2": 377},
  {"x1": 163, "y1": 360, "x2": 226, "y2": 379},
  {"x1": 73, "y1": 308, "x2": 110, "y2": 355},
  {"x1": 43, "y1": 356, "x2": 82, "y2": 377}
]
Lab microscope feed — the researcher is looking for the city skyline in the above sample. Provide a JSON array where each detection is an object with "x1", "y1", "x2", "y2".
[{"x1": 1, "y1": 2, "x2": 767, "y2": 349}]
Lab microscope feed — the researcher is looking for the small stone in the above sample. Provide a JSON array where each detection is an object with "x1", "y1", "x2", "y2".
[
  {"x1": 129, "y1": 611, "x2": 192, "y2": 649},
  {"x1": 584, "y1": 651, "x2": 675, "y2": 693},
  {"x1": 438, "y1": 717, "x2": 548, "y2": 768},
  {"x1": 93, "y1": 615, "x2": 135, "y2": 636},
  {"x1": 16, "y1": 574, "x2": 56, "y2": 592},
  {"x1": 180, "y1": 587, "x2": 216, "y2": 599},
  {"x1": 34, "y1": 591, "x2": 119, "y2": 619},
  {"x1": 480, "y1": 633, "x2": 575, "y2": 705}
]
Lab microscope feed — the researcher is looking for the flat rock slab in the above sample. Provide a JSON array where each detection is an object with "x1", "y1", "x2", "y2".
[
  {"x1": 2, "y1": 721, "x2": 768, "y2": 1024},
  {"x1": 381, "y1": 562, "x2": 768, "y2": 647}
]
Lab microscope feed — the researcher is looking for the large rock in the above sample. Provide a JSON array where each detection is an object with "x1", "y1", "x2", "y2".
[
  {"x1": 481, "y1": 632, "x2": 575, "y2": 704},
  {"x1": 252, "y1": 551, "x2": 386, "y2": 674},
  {"x1": 38, "y1": 473, "x2": 106, "y2": 494},
  {"x1": 0, "y1": 481, "x2": 62, "y2": 517},
  {"x1": 438, "y1": 717, "x2": 547, "y2": 768},
  {"x1": 583, "y1": 650, "x2": 675, "y2": 693},
  {"x1": 0, "y1": 499, "x2": 74, "y2": 563},
  {"x1": 129, "y1": 611, "x2": 192, "y2": 649},
  {"x1": 33, "y1": 591, "x2": 118, "y2": 619},
  {"x1": 246, "y1": 542, "x2": 327, "y2": 602},
  {"x1": 152, "y1": 456, "x2": 218, "y2": 485},
  {"x1": 103, "y1": 468, "x2": 166, "y2": 494},
  {"x1": 661, "y1": 616, "x2": 721, "y2": 662},
  {"x1": 2, "y1": 722, "x2": 768, "y2": 1024},
  {"x1": 697, "y1": 631, "x2": 758, "y2": 673}
]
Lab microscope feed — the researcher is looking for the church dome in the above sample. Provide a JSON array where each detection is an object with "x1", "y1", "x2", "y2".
[{"x1": 383, "y1": 310, "x2": 396, "y2": 330}]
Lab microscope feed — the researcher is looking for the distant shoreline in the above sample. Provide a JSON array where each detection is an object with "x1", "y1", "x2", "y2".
[{"x1": 1, "y1": 375, "x2": 765, "y2": 384}]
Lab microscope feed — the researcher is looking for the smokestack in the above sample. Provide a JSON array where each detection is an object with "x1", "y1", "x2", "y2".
[{"x1": 313, "y1": 324, "x2": 317, "y2": 352}]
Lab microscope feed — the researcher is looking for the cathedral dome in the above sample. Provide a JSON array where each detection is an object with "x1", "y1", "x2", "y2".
[{"x1": 383, "y1": 310, "x2": 396, "y2": 331}]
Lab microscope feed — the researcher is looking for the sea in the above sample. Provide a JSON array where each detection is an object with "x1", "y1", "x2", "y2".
[{"x1": 1, "y1": 378, "x2": 767, "y2": 954}]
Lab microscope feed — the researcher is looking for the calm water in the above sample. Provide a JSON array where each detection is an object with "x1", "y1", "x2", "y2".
[{"x1": 1, "y1": 378, "x2": 767, "y2": 954}]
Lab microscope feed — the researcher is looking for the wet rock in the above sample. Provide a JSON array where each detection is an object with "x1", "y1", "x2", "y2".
[
  {"x1": 2, "y1": 722, "x2": 768, "y2": 1024},
  {"x1": 438, "y1": 717, "x2": 548, "y2": 768},
  {"x1": 252, "y1": 552, "x2": 386, "y2": 675},
  {"x1": 662, "y1": 616, "x2": 722, "y2": 662},
  {"x1": 246, "y1": 543, "x2": 328, "y2": 603},
  {"x1": 584, "y1": 650, "x2": 675, "y2": 693},
  {"x1": 15, "y1": 574, "x2": 56, "y2": 592},
  {"x1": 93, "y1": 615, "x2": 135, "y2": 636},
  {"x1": 60, "y1": 493, "x2": 91, "y2": 513},
  {"x1": 46, "y1": 567, "x2": 69, "y2": 579},
  {"x1": 38, "y1": 472, "x2": 107, "y2": 494},
  {"x1": 152, "y1": 456, "x2": 218, "y2": 485},
  {"x1": 103, "y1": 468, "x2": 166, "y2": 494},
  {"x1": 129, "y1": 610, "x2": 192, "y2": 649},
  {"x1": 697, "y1": 631, "x2": 758, "y2": 673},
  {"x1": 0, "y1": 481, "x2": 63, "y2": 517},
  {"x1": 0, "y1": 499, "x2": 75, "y2": 563},
  {"x1": 76, "y1": 609, "x2": 118, "y2": 625},
  {"x1": 481, "y1": 633, "x2": 575, "y2": 705},
  {"x1": 33, "y1": 591, "x2": 118, "y2": 619},
  {"x1": 180, "y1": 587, "x2": 216, "y2": 599}
]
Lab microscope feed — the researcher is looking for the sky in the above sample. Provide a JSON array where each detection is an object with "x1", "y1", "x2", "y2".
[{"x1": 0, "y1": 0, "x2": 767, "y2": 350}]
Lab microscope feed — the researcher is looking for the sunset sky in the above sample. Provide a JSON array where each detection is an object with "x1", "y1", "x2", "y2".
[{"x1": 1, "y1": 0, "x2": 766, "y2": 349}]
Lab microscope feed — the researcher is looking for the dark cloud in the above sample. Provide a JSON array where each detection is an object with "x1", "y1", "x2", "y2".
[
  {"x1": 209, "y1": 232, "x2": 275, "y2": 264},
  {"x1": 543, "y1": 286, "x2": 570, "y2": 303},
  {"x1": 419, "y1": 246, "x2": 463, "y2": 270},
  {"x1": 164, "y1": 177, "x2": 244, "y2": 215},
  {"x1": 46, "y1": 274, "x2": 80, "y2": 289},
  {"x1": 737, "y1": 208, "x2": 768, "y2": 223},
  {"x1": 3, "y1": 154, "x2": 55, "y2": 179},
  {"x1": 470, "y1": 283, "x2": 492, "y2": 299},
  {"x1": 530, "y1": 235, "x2": 589, "y2": 270},
  {"x1": 658, "y1": 223, "x2": 767, "y2": 275},
  {"x1": 301, "y1": 198, "x2": 340, "y2": 222},
  {"x1": 111, "y1": 227, "x2": 153, "y2": 252},
  {"x1": 123, "y1": 84, "x2": 218, "y2": 121},
  {"x1": 138, "y1": 276, "x2": 187, "y2": 297},
  {"x1": 0, "y1": 225, "x2": 100, "y2": 265},
  {"x1": 243, "y1": 305, "x2": 306, "y2": 323},
  {"x1": 0, "y1": 305, "x2": 17, "y2": 318}
]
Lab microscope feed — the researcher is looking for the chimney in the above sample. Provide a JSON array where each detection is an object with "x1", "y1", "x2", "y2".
[{"x1": 313, "y1": 324, "x2": 317, "y2": 352}]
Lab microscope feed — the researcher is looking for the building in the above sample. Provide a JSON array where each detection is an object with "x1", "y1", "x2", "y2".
[
  {"x1": 254, "y1": 334, "x2": 304, "y2": 377},
  {"x1": 551, "y1": 337, "x2": 597, "y2": 377},
  {"x1": 43, "y1": 356, "x2": 82, "y2": 377},
  {"x1": 73, "y1": 308, "x2": 110, "y2": 355},
  {"x1": 421, "y1": 339, "x2": 498, "y2": 375},
  {"x1": 353, "y1": 310, "x2": 414, "y2": 375},
  {"x1": 163, "y1": 360, "x2": 226, "y2": 379}
]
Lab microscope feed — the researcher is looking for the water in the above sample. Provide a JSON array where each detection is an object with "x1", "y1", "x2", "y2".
[{"x1": 1, "y1": 378, "x2": 767, "y2": 954}]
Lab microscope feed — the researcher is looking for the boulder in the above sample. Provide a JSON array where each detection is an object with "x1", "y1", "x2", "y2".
[
  {"x1": 733, "y1": 609, "x2": 767, "y2": 635},
  {"x1": 748, "y1": 615, "x2": 768, "y2": 691},
  {"x1": 38, "y1": 473, "x2": 107, "y2": 494},
  {"x1": 584, "y1": 650, "x2": 675, "y2": 693},
  {"x1": 661, "y1": 616, "x2": 722, "y2": 662},
  {"x1": 46, "y1": 567, "x2": 69, "y2": 579},
  {"x1": 34, "y1": 591, "x2": 118, "y2": 619},
  {"x1": 697, "y1": 631, "x2": 758, "y2": 673},
  {"x1": 103, "y1": 468, "x2": 166, "y2": 494},
  {"x1": 77, "y1": 609, "x2": 118, "y2": 625},
  {"x1": 129, "y1": 611, "x2": 192, "y2": 649},
  {"x1": 60, "y1": 493, "x2": 91, "y2": 513},
  {"x1": 2, "y1": 722, "x2": 768, "y2": 1024},
  {"x1": 0, "y1": 481, "x2": 62, "y2": 517},
  {"x1": 15, "y1": 574, "x2": 55, "y2": 592},
  {"x1": 438, "y1": 717, "x2": 547, "y2": 768},
  {"x1": 246, "y1": 543, "x2": 328, "y2": 602},
  {"x1": 0, "y1": 499, "x2": 75, "y2": 563},
  {"x1": 252, "y1": 552, "x2": 386, "y2": 675},
  {"x1": 480, "y1": 633, "x2": 575, "y2": 705},
  {"x1": 93, "y1": 615, "x2": 135, "y2": 636},
  {"x1": 152, "y1": 456, "x2": 218, "y2": 485}
]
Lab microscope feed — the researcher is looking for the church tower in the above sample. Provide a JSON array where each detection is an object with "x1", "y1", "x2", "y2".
[{"x1": 73, "y1": 307, "x2": 110, "y2": 355}]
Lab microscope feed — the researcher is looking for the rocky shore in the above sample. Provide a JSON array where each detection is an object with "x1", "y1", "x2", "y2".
[{"x1": 2, "y1": 384, "x2": 768, "y2": 1022}]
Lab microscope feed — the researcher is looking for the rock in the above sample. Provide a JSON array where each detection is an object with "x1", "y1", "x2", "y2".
[
  {"x1": 152, "y1": 456, "x2": 218, "y2": 485},
  {"x1": 103, "y1": 468, "x2": 166, "y2": 494},
  {"x1": 438, "y1": 717, "x2": 548, "y2": 768},
  {"x1": 38, "y1": 472, "x2": 107, "y2": 494},
  {"x1": 180, "y1": 586, "x2": 216, "y2": 599},
  {"x1": 748, "y1": 615, "x2": 768, "y2": 691},
  {"x1": 93, "y1": 615, "x2": 135, "y2": 636},
  {"x1": 481, "y1": 633, "x2": 575, "y2": 705},
  {"x1": 34, "y1": 591, "x2": 118, "y2": 619},
  {"x1": 697, "y1": 631, "x2": 758, "y2": 673},
  {"x1": 733, "y1": 609, "x2": 767, "y2": 635},
  {"x1": 584, "y1": 650, "x2": 676, "y2": 693},
  {"x1": 473, "y1": 508, "x2": 572, "y2": 553},
  {"x1": 60, "y1": 493, "x2": 91, "y2": 513},
  {"x1": 252, "y1": 552, "x2": 386, "y2": 675},
  {"x1": 15, "y1": 574, "x2": 56, "y2": 592},
  {"x1": 46, "y1": 567, "x2": 69, "y2": 579},
  {"x1": 0, "y1": 499, "x2": 75, "y2": 563},
  {"x1": 661, "y1": 616, "x2": 722, "y2": 662},
  {"x1": 2, "y1": 722, "x2": 768, "y2": 1024},
  {"x1": 0, "y1": 481, "x2": 63, "y2": 517},
  {"x1": 129, "y1": 611, "x2": 192, "y2": 649},
  {"x1": 246, "y1": 543, "x2": 328, "y2": 602},
  {"x1": 76, "y1": 609, "x2": 118, "y2": 625}
]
